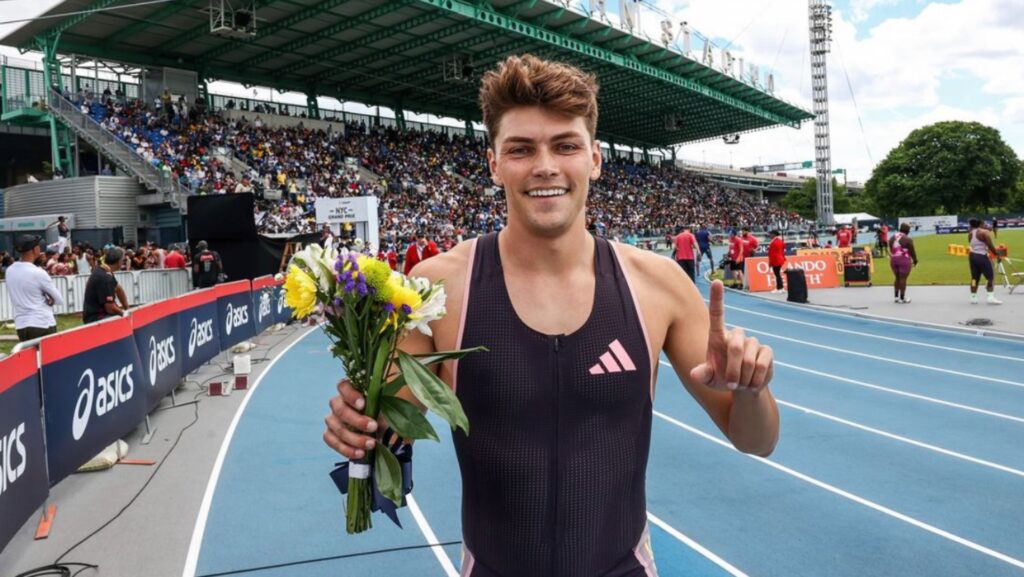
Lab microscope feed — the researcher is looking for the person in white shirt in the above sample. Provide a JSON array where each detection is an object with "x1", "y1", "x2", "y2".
[{"x1": 6, "y1": 234, "x2": 64, "y2": 341}]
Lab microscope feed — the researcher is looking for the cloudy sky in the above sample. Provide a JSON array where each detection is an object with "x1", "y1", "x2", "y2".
[{"x1": 1, "y1": 0, "x2": 1021, "y2": 183}]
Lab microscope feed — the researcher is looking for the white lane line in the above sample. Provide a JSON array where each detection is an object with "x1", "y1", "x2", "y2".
[
  {"x1": 725, "y1": 291, "x2": 1024, "y2": 344},
  {"x1": 646, "y1": 512, "x2": 750, "y2": 577},
  {"x1": 407, "y1": 494, "x2": 460, "y2": 577},
  {"x1": 731, "y1": 324, "x2": 1024, "y2": 389},
  {"x1": 652, "y1": 410, "x2": 1024, "y2": 571},
  {"x1": 775, "y1": 399, "x2": 1024, "y2": 478},
  {"x1": 659, "y1": 359, "x2": 1024, "y2": 426},
  {"x1": 723, "y1": 303, "x2": 1024, "y2": 362},
  {"x1": 182, "y1": 326, "x2": 319, "y2": 577}
]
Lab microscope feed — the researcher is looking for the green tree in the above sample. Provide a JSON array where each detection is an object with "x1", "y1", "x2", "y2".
[
  {"x1": 865, "y1": 121, "x2": 1020, "y2": 217},
  {"x1": 1008, "y1": 176, "x2": 1024, "y2": 212},
  {"x1": 782, "y1": 177, "x2": 855, "y2": 219}
]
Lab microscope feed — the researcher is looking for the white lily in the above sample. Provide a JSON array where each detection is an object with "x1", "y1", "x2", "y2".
[
  {"x1": 404, "y1": 281, "x2": 446, "y2": 337},
  {"x1": 291, "y1": 243, "x2": 338, "y2": 294}
]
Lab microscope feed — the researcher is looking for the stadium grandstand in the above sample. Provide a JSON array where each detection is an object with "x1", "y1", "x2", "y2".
[{"x1": 0, "y1": 0, "x2": 812, "y2": 259}]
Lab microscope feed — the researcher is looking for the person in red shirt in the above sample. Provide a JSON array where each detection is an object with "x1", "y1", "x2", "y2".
[
  {"x1": 876, "y1": 224, "x2": 890, "y2": 257},
  {"x1": 836, "y1": 225, "x2": 852, "y2": 248},
  {"x1": 741, "y1": 228, "x2": 759, "y2": 259},
  {"x1": 403, "y1": 233, "x2": 440, "y2": 274},
  {"x1": 673, "y1": 225, "x2": 698, "y2": 282},
  {"x1": 768, "y1": 230, "x2": 786, "y2": 294},
  {"x1": 377, "y1": 245, "x2": 399, "y2": 271},
  {"x1": 164, "y1": 246, "x2": 187, "y2": 269},
  {"x1": 728, "y1": 230, "x2": 746, "y2": 288}
]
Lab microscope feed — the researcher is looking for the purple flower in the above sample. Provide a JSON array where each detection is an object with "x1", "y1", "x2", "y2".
[
  {"x1": 357, "y1": 283, "x2": 368, "y2": 297},
  {"x1": 383, "y1": 302, "x2": 395, "y2": 314},
  {"x1": 332, "y1": 297, "x2": 342, "y2": 307},
  {"x1": 344, "y1": 280, "x2": 356, "y2": 293},
  {"x1": 357, "y1": 272, "x2": 366, "y2": 283},
  {"x1": 334, "y1": 260, "x2": 343, "y2": 272},
  {"x1": 401, "y1": 304, "x2": 413, "y2": 315}
]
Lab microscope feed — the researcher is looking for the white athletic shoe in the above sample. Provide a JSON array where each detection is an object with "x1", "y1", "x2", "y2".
[
  {"x1": 971, "y1": 294, "x2": 978, "y2": 304},
  {"x1": 988, "y1": 294, "x2": 1003, "y2": 305},
  {"x1": 894, "y1": 297, "x2": 901, "y2": 303},
  {"x1": 900, "y1": 298, "x2": 911, "y2": 304}
]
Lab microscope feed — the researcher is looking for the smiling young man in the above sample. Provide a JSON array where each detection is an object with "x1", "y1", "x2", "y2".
[{"x1": 324, "y1": 54, "x2": 779, "y2": 577}]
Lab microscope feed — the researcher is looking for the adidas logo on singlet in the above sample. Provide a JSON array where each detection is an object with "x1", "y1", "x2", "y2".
[{"x1": 588, "y1": 339, "x2": 636, "y2": 375}]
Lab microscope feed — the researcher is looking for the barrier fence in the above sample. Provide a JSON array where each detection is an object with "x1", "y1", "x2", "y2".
[
  {"x1": 0, "y1": 269, "x2": 193, "y2": 323},
  {"x1": 0, "y1": 275, "x2": 293, "y2": 554}
]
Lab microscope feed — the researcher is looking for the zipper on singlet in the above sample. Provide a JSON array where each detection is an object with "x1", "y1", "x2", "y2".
[{"x1": 551, "y1": 333, "x2": 563, "y2": 575}]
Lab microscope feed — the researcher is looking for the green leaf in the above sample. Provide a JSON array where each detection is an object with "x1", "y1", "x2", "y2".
[
  {"x1": 381, "y1": 396, "x2": 439, "y2": 442},
  {"x1": 397, "y1": 351, "x2": 469, "y2": 435},
  {"x1": 374, "y1": 445, "x2": 403, "y2": 506},
  {"x1": 411, "y1": 346, "x2": 489, "y2": 367},
  {"x1": 382, "y1": 373, "x2": 406, "y2": 397}
]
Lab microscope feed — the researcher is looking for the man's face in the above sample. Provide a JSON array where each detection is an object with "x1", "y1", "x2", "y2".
[
  {"x1": 487, "y1": 106, "x2": 601, "y2": 238},
  {"x1": 417, "y1": 237, "x2": 427, "y2": 248}
]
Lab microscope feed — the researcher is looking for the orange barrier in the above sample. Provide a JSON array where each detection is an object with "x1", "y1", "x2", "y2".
[{"x1": 746, "y1": 254, "x2": 841, "y2": 292}]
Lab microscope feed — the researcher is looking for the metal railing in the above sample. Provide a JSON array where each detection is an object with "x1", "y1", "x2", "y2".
[
  {"x1": 46, "y1": 89, "x2": 190, "y2": 211},
  {"x1": 0, "y1": 268, "x2": 192, "y2": 322}
]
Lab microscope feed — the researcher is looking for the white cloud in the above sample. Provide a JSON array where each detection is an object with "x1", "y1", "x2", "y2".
[{"x1": 646, "y1": 0, "x2": 1023, "y2": 182}]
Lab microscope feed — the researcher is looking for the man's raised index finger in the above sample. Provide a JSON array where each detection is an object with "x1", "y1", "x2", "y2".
[{"x1": 708, "y1": 280, "x2": 726, "y2": 335}]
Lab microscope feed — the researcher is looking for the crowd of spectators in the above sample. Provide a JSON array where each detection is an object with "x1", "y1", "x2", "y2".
[
  {"x1": 0, "y1": 241, "x2": 189, "y2": 281},
  {"x1": 61, "y1": 89, "x2": 805, "y2": 253}
]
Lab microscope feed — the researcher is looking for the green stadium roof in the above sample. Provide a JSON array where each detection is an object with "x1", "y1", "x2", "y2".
[{"x1": 2, "y1": 0, "x2": 814, "y2": 149}]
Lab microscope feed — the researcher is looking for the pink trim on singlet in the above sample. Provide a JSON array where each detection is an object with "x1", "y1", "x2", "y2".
[
  {"x1": 451, "y1": 238, "x2": 478, "y2": 393},
  {"x1": 632, "y1": 524, "x2": 658, "y2": 577},
  {"x1": 610, "y1": 242, "x2": 656, "y2": 400},
  {"x1": 460, "y1": 545, "x2": 476, "y2": 576}
]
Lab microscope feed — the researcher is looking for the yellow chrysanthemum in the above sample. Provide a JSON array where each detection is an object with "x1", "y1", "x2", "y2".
[
  {"x1": 389, "y1": 284, "x2": 422, "y2": 315},
  {"x1": 358, "y1": 255, "x2": 394, "y2": 301},
  {"x1": 283, "y1": 265, "x2": 318, "y2": 319}
]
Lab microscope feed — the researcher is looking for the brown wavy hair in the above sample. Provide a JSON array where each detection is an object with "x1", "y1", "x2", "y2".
[{"x1": 479, "y1": 54, "x2": 599, "y2": 148}]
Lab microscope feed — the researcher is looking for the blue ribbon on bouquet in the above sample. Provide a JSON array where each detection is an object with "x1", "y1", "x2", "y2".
[{"x1": 329, "y1": 428, "x2": 414, "y2": 528}]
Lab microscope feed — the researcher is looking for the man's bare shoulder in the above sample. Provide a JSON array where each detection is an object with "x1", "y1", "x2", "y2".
[{"x1": 612, "y1": 241, "x2": 685, "y2": 294}]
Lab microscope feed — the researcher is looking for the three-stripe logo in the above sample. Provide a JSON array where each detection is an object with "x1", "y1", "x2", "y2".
[{"x1": 589, "y1": 339, "x2": 636, "y2": 375}]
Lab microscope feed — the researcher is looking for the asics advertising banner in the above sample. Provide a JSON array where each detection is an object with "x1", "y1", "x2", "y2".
[
  {"x1": 216, "y1": 280, "x2": 255, "y2": 350},
  {"x1": 274, "y1": 277, "x2": 293, "y2": 325},
  {"x1": 251, "y1": 276, "x2": 282, "y2": 335},
  {"x1": 131, "y1": 297, "x2": 185, "y2": 413},
  {"x1": 39, "y1": 317, "x2": 146, "y2": 485},
  {"x1": 178, "y1": 288, "x2": 222, "y2": 375},
  {"x1": 0, "y1": 348, "x2": 48, "y2": 554}
]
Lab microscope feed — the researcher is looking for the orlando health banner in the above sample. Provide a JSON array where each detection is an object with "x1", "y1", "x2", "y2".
[
  {"x1": 217, "y1": 280, "x2": 255, "y2": 350},
  {"x1": 745, "y1": 254, "x2": 841, "y2": 292},
  {"x1": 251, "y1": 276, "x2": 282, "y2": 335},
  {"x1": 132, "y1": 297, "x2": 185, "y2": 413},
  {"x1": 0, "y1": 348, "x2": 48, "y2": 554},
  {"x1": 178, "y1": 288, "x2": 222, "y2": 375},
  {"x1": 39, "y1": 317, "x2": 146, "y2": 485}
]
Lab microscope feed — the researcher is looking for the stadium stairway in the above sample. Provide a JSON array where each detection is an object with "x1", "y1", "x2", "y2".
[{"x1": 46, "y1": 89, "x2": 190, "y2": 214}]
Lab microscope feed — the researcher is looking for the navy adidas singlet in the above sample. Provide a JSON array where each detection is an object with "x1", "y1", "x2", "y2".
[{"x1": 453, "y1": 232, "x2": 658, "y2": 577}]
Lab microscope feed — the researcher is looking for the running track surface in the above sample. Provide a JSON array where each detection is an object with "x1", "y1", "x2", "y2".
[{"x1": 185, "y1": 276, "x2": 1024, "y2": 577}]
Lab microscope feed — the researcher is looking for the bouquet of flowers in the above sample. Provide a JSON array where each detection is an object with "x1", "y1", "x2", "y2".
[{"x1": 282, "y1": 243, "x2": 483, "y2": 534}]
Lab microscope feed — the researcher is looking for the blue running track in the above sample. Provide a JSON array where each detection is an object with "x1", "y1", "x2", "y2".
[{"x1": 186, "y1": 277, "x2": 1024, "y2": 577}]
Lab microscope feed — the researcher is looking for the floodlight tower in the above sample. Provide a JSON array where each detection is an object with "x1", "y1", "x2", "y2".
[{"x1": 808, "y1": 0, "x2": 834, "y2": 226}]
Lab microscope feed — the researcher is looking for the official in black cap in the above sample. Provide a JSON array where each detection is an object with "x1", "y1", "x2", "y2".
[{"x1": 5, "y1": 234, "x2": 64, "y2": 341}]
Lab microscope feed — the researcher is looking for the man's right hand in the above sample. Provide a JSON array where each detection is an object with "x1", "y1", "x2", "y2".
[{"x1": 324, "y1": 378, "x2": 378, "y2": 460}]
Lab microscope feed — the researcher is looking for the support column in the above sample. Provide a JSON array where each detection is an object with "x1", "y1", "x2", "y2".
[
  {"x1": 642, "y1": 148, "x2": 650, "y2": 165},
  {"x1": 465, "y1": 119, "x2": 474, "y2": 138},
  {"x1": 306, "y1": 92, "x2": 320, "y2": 120},
  {"x1": 37, "y1": 33, "x2": 74, "y2": 177},
  {"x1": 395, "y1": 107, "x2": 406, "y2": 132}
]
